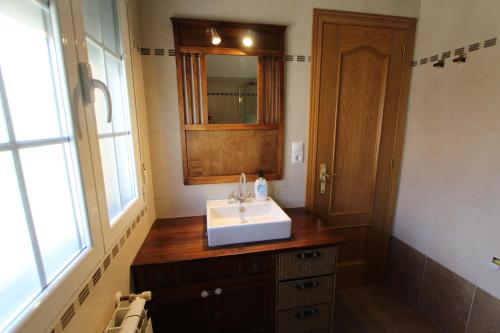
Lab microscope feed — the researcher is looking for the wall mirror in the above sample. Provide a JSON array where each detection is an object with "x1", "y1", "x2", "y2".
[
  {"x1": 171, "y1": 18, "x2": 286, "y2": 184},
  {"x1": 206, "y1": 55, "x2": 258, "y2": 124}
]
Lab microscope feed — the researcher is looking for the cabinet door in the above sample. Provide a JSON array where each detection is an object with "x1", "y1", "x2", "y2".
[
  {"x1": 213, "y1": 278, "x2": 272, "y2": 333},
  {"x1": 151, "y1": 288, "x2": 214, "y2": 333}
]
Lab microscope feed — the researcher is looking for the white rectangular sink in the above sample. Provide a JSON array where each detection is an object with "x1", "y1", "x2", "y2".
[{"x1": 206, "y1": 197, "x2": 292, "y2": 247}]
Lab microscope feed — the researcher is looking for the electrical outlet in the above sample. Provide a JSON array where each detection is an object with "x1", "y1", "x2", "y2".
[{"x1": 292, "y1": 141, "x2": 304, "y2": 164}]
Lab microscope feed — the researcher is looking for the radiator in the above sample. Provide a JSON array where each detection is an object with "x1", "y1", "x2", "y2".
[{"x1": 105, "y1": 291, "x2": 153, "y2": 333}]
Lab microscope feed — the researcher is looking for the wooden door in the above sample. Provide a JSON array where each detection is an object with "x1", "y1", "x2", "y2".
[{"x1": 306, "y1": 10, "x2": 416, "y2": 288}]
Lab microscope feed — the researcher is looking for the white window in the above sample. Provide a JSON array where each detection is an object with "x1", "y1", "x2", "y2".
[
  {"x1": 0, "y1": 0, "x2": 143, "y2": 331},
  {"x1": 80, "y1": 0, "x2": 143, "y2": 247}
]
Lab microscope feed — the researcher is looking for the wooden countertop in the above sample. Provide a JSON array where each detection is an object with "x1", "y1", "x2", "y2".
[{"x1": 132, "y1": 208, "x2": 344, "y2": 267}]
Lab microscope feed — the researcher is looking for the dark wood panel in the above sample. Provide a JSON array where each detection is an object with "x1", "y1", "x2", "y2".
[
  {"x1": 336, "y1": 261, "x2": 367, "y2": 289},
  {"x1": 213, "y1": 278, "x2": 273, "y2": 333},
  {"x1": 334, "y1": 227, "x2": 367, "y2": 263},
  {"x1": 179, "y1": 257, "x2": 240, "y2": 284},
  {"x1": 185, "y1": 129, "x2": 278, "y2": 177},
  {"x1": 150, "y1": 287, "x2": 214, "y2": 333},
  {"x1": 132, "y1": 208, "x2": 344, "y2": 267},
  {"x1": 259, "y1": 56, "x2": 282, "y2": 125},
  {"x1": 172, "y1": 17, "x2": 285, "y2": 52}
]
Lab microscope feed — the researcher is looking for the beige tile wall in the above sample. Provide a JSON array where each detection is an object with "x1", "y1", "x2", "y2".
[
  {"x1": 394, "y1": 0, "x2": 500, "y2": 300},
  {"x1": 137, "y1": 0, "x2": 421, "y2": 218}
]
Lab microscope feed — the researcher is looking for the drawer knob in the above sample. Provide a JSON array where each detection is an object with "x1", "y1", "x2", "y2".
[
  {"x1": 297, "y1": 251, "x2": 321, "y2": 259},
  {"x1": 295, "y1": 308, "x2": 319, "y2": 318},
  {"x1": 201, "y1": 288, "x2": 223, "y2": 298},
  {"x1": 296, "y1": 281, "x2": 320, "y2": 289}
]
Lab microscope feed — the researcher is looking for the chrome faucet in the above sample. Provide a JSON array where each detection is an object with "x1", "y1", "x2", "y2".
[{"x1": 228, "y1": 172, "x2": 253, "y2": 203}]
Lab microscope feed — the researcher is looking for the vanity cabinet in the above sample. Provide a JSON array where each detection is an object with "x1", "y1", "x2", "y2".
[
  {"x1": 131, "y1": 209, "x2": 344, "y2": 333},
  {"x1": 139, "y1": 255, "x2": 275, "y2": 333}
]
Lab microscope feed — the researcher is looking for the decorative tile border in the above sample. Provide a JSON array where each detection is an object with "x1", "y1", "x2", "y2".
[
  {"x1": 296, "y1": 55, "x2": 306, "y2": 62},
  {"x1": 138, "y1": 46, "x2": 313, "y2": 63},
  {"x1": 139, "y1": 37, "x2": 498, "y2": 67},
  {"x1": 484, "y1": 37, "x2": 496, "y2": 48},
  {"x1": 46, "y1": 207, "x2": 148, "y2": 333},
  {"x1": 412, "y1": 37, "x2": 497, "y2": 68},
  {"x1": 468, "y1": 42, "x2": 480, "y2": 52}
]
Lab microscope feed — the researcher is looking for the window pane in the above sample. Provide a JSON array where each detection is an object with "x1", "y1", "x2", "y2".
[
  {"x1": 114, "y1": 134, "x2": 136, "y2": 206},
  {"x1": 105, "y1": 52, "x2": 128, "y2": 132},
  {"x1": 99, "y1": 0, "x2": 119, "y2": 55},
  {"x1": 0, "y1": 2, "x2": 65, "y2": 141},
  {"x1": 82, "y1": 0, "x2": 102, "y2": 43},
  {"x1": 0, "y1": 152, "x2": 41, "y2": 332},
  {"x1": 0, "y1": 91, "x2": 8, "y2": 143},
  {"x1": 99, "y1": 137, "x2": 121, "y2": 219},
  {"x1": 20, "y1": 144, "x2": 85, "y2": 282},
  {"x1": 87, "y1": 39, "x2": 112, "y2": 134}
]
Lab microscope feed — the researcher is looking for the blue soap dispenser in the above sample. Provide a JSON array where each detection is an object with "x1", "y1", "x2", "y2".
[{"x1": 254, "y1": 170, "x2": 268, "y2": 201}]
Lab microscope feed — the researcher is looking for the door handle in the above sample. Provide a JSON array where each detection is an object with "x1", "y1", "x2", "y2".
[{"x1": 319, "y1": 163, "x2": 337, "y2": 195}]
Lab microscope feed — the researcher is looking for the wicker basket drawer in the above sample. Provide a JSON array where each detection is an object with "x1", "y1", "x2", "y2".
[
  {"x1": 278, "y1": 247, "x2": 336, "y2": 280},
  {"x1": 278, "y1": 275, "x2": 334, "y2": 310},
  {"x1": 278, "y1": 303, "x2": 332, "y2": 333}
]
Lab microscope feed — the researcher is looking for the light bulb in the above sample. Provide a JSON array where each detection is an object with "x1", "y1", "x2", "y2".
[
  {"x1": 209, "y1": 28, "x2": 221, "y2": 45},
  {"x1": 242, "y1": 36, "x2": 253, "y2": 47},
  {"x1": 211, "y1": 36, "x2": 221, "y2": 45}
]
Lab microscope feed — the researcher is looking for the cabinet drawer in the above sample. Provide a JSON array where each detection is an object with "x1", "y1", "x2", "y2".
[
  {"x1": 180, "y1": 257, "x2": 240, "y2": 284},
  {"x1": 278, "y1": 303, "x2": 332, "y2": 333},
  {"x1": 242, "y1": 254, "x2": 272, "y2": 276},
  {"x1": 144, "y1": 265, "x2": 176, "y2": 289},
  {"x1": 278, "y1": 275, "x2": 333, "y2": 310},
  {"x1": 278, "y1": 247, "x2": 335, "y2": 280}
]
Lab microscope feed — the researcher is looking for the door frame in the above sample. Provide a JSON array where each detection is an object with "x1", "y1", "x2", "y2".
[{"x1": 305, "y1": 9, "x2": 416, "y2": 281}]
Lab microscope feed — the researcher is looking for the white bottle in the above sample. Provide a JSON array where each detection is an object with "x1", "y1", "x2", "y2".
[{"x1": 254, "y1": 170, "x2": 268, "y2": 201}]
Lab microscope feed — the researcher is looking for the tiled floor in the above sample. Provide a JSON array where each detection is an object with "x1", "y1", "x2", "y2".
[{"x1": 333, "y1": 284, "x2": 441, "y2": 332}]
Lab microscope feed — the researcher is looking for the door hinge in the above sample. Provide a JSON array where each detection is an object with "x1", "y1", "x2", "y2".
[
  {"x1": 403, "y1": 44, "x2": 407, "y2": 56},
  {"x1": 389, "y1": 159, "x2": 394, "y2": 168}
]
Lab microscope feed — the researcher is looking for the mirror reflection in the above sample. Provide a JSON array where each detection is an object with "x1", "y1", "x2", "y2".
[{"x1": 206, "y1": 55, "x2": 258, "y2": 124}]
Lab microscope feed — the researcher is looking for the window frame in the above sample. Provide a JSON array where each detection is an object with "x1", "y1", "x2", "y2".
[
  {"x1": 2, "y1": 0, "x2": 145, "y2": 331},
  {"x1": 4, "y1": 0, "x2": 105, "y2": 332},
  {"x1": 71, "y1": 0, "x2": 145, "y2": 250}
]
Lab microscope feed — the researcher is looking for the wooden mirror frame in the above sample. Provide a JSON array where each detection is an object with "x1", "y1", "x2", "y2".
[{"x1": 171, "y1": 18, "x2": 286, "y2": 185}]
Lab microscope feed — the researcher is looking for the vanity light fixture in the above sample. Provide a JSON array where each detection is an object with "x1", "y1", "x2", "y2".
[
  {"x1": 242, "y1": 31, "x2": 254, "y2": 47},
  {"x1": 209, "y1": 27, "x2": 221, "y2": 45},
  {"x1": 433, "y1": 59, "x2": 445, "y2": 68},
  {"x1": 452, "y1": 53, "x2": 467, "y2": 63}
]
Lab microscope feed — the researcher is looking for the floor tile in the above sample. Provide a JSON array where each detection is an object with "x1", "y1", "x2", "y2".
[
  {"x1": 466, "y1": 288, "x2": 500, "y2": 333},
  {"x1": 333, "y1": 284, "x2": 441, "y2": 333}
]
